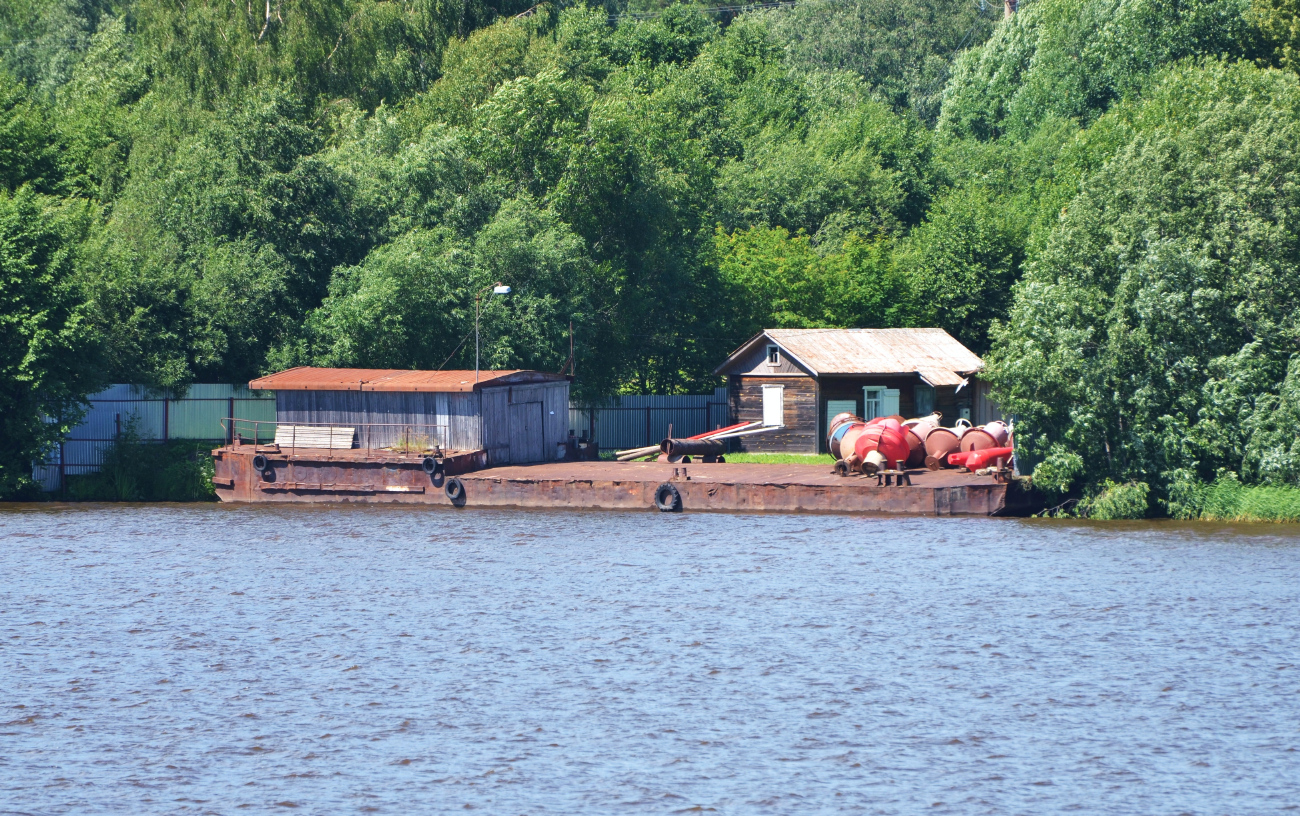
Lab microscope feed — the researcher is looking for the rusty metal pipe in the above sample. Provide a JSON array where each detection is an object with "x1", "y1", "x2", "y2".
[{"x1": 660, "y1": 438, "x2": 726, "y2": 457}]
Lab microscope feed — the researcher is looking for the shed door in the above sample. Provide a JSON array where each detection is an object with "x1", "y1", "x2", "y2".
[
  {"x1": 509, "y1": 401, "x2": 545, "y2": 464},
  {"x1": 827, "y1": 399, "x2": 857, "y2": 428}
]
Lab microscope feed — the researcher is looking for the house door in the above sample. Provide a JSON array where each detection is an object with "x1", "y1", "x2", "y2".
[{"x1": 508, "y1": 401, "x2": 545, "y2": 464}]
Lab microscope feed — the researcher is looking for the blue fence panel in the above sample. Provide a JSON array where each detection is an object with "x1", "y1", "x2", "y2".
[
  {"x1": 34, "y1": 384, "x2": 275, "y2": 492},
  {"x1": 568, "y1": 388, "x2": 729, "y2": 451}
]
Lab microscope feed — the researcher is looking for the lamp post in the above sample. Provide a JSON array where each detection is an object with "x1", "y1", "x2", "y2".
[
  {"x1": 476, "y1": 282, "x2": 512, "y2": 384},
  {"x1": 475, "y1": 282, "x2": 511, "y2": 453}
]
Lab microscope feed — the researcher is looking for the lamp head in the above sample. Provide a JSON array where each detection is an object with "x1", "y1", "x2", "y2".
[{"x1": 493, "y1": 284, "x2": 511, "y2": 295}]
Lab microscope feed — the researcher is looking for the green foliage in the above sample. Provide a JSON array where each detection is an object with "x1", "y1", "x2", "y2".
[
  {"x1": 765, "y1": 0, "x2": 997, "y2": 124},
  {"x1": 66, "y1": 423, "x2": 217, "y2": 501},
  {"x1": 987, "y1": 59, "x2": 1300, "y2": 498},
  {"x1": 293, "y1": 198, "x2": 594, "y2": 375},
  {"x1": 713, "y1": 226, "x2": 917, "y2": 338},
  {"x1": 1168, "y1": 471, "x2": 1300, "y2": 522},
  {"x1": 716, "y1": 98, "x2": 934, "y2": 241},
  {"x1": 0, "y1": 71, "x2": 60, "y2": 193},
  {"x1": 940, "y1": 0, "x2": 1266, "y2": 140},
  {"x1": 0, "y1": 0, "x2": 115, "y2": 98},
  {"x1": 1077, "y1": 478, "x2": 1150, "y2": 519},
  {"x1": 0, "y1": 188, "x2": 106, "y2": 497},
  {"x1": 1253, "y1": 0, "x2": 1300, "y2": 70}
]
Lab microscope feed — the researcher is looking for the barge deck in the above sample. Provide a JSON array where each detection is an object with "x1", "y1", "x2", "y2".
[{"x1": 213, "y1": 446, "x2": 1032, "y2": 515}]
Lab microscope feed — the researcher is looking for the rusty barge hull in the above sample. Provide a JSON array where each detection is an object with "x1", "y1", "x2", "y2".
[{"x1": 213, "y1": 448, "x2": 1032, "y2": 516}]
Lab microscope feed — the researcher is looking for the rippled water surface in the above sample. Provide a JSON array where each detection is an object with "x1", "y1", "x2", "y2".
[{"x1": 2, "y1": 504, "x2": 1299, "y2": 815}]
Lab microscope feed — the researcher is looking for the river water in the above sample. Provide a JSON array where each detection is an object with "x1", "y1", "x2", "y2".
[{"x1": 1, "y1": 504, "x2": 1298, "y2": 815}]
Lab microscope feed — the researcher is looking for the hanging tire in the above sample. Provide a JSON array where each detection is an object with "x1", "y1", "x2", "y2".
[
  {"x1": 422, "y1": 456, "x2": 439, "y2": 474},
  {"x1": 261, "y1": 468, "x2": 276, "y2": 483},
  {"x1": 444, "y1": 477, "x2": 466, "y2": 507},
  {"x1": 252, "y1": 454, "x2": 268, "y2": 471},
  {"x1": 654, "y1": 482, "x2": 682, "y2": 513}
]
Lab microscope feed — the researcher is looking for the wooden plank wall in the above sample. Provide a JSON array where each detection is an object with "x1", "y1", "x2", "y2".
[
  {"x1": 729, "y1": 375, "x2": 819, "y2": 453},
  {"x1": 974, "y1": 378, "x2": 1004, "y2": 425},
  {"x1": 481, "y1": 381, "x2": 569, "y2": 465},
  {"x1": 275, "y1": 390, "x2": 481, "y2": 450},
  {"x1": 725, "y1": 341, "x2": 812, "y2": 376}
]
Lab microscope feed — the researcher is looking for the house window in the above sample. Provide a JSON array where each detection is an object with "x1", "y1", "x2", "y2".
[
  {"x1": 762, "y1": 384, "x2": 785, "y2": 427},
  {"x1": 863, "y1": 388, "x2": 882, "y2": 421},
  {"x1": 915, "y1": 384, "x2": 935, "y2": 417},
  {"x1": 767, "y1": 345, "x2": 780, "y2": 366},
  {"x1": 863, "y1": 387, "x2": 900, "y2": 421}
]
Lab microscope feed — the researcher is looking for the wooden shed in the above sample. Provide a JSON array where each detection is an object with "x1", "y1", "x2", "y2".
[
  {"x1": 247, "y1": 367, "x2": 570, "y2": 466},
  {"x1": 713, "y1": 329, "x2": 996, "y2": 454}
]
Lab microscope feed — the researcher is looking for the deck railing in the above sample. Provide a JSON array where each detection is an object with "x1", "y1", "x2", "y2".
[{"x1": 221, "y1": 418, "x2": 451, "y2": 453}]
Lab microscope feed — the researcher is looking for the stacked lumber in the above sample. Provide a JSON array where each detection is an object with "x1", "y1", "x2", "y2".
[{"x1": 273, "y1": 424, "x2": 357, "y2": 450}]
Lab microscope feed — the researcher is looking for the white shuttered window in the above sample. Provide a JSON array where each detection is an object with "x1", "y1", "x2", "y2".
[{"x1": 762, "y1": 385, "x2": 785, "y2": 427}]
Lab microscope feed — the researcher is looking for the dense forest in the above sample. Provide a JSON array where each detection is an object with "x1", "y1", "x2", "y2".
[{"x1": 4, "y1": 0, "x2": 1300, "y2": 512}]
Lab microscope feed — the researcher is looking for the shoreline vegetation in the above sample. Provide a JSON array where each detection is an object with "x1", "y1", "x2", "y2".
[
  {"x1": 60, "y1": 432, "x2": 217, "y2": 503},
  {"x1": 6, "y1": 0, "x2": 1300, "y2": 513}
]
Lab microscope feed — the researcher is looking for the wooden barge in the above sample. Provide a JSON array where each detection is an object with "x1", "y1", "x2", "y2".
[{"x1": 211, "y1": 444, "x2": 1034, "y2": 516}]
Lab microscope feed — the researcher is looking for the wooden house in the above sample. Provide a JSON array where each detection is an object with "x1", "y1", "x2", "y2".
[
  {"x1": 713, "y1": 329, "x2": 996, "y2": 453},
  {"x1": 247, "y1": 367, "x2": 570, "y2": 465}
]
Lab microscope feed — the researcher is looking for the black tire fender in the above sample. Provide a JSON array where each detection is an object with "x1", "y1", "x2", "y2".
[
  {"x1": 654, "y1": 482, "x2": 682, "y2": 512},
  {"x1": 444, "y1": 477, "x2": 466, "y2": 507},
  {"x1": 252, "y1": 454, "x2": 268, "y2": 472}
]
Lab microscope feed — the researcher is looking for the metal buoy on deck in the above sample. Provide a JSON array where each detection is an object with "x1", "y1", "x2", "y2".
[{"x1": 853, "y1": 418, "x2": 910, "y2": 475}]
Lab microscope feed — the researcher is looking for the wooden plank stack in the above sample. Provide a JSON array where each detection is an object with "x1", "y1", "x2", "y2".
[{"x1": 273, "y1": 424, "x2": 357, "y2": 449}]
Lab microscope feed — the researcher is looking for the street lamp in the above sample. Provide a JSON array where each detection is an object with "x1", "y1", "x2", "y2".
[{"x1": 476, "y1": 282, "x2": 511, "y2": 384}]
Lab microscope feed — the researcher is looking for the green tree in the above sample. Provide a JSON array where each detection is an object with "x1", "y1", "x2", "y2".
[
  {"x1": 1253, "y1": 0, "x2": 1300, "y2": 70},
  {"x1": 714, "y1": 225, "x2": 918, "y2": 341},
  {"x1": 0, "y1": 71, "x2": 59, "y2": 193},
  {"x1": 940, "y1": 0, "x2": 1265, "y2": 141},
  {"x1": 0, "y1": 189, "x2": 105, "y2": 497},
  {"x1": 985, "y1": 60, "x2": 1300, "y2": 498},
  {"x1": 766, "y1": 0, "x2": 998, "y2": 124}
]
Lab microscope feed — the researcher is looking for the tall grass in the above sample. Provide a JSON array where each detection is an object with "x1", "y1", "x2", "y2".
[
  {"x1": 1189, "y1": 476, "x2": 1300, "y2": 523},
  {"x1": 64, "y1": 422, "x2": 217, "y2": 502}
]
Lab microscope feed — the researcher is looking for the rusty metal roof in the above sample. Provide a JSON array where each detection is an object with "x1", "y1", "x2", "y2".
[
  {"x1": 248, "y1": 368, "x2": 568, "y2": 393},
  {"x1": 714, "y1": 329, "x2": 984, "y2": 386}
]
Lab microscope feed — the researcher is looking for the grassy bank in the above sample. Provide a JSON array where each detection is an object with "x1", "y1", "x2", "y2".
[
  {"x1": 1175, "y1": 475, "x2": 1300, "y2": 523},
  {"x1": 720, "y1": 453, "x2": 837, "y2": 465},
  {"x1": 61, "y1": 435, "x2": 217, "y2": 502}
]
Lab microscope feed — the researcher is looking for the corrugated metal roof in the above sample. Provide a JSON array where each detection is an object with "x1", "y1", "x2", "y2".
[
  {"x1": 714, "y1": 329, "x2": 984, "y2": 386},
  {"x1": 248, "y1": 368, "x2": 567, "y2": 393}
]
